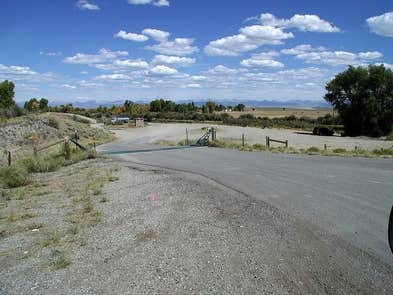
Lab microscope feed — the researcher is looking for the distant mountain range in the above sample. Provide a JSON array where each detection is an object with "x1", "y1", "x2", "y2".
[{"x1": 49, "y1": 98, "x2": 331, "y2": 109}]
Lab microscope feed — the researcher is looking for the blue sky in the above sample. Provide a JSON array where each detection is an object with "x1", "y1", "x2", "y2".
[{"x1": 0, "y1": 0, "x2": 392, "y2": 104}]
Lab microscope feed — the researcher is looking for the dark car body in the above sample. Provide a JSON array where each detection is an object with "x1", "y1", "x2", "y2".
[{"x1": 313, "y1": 126, "x2": 334, "y2": 136}]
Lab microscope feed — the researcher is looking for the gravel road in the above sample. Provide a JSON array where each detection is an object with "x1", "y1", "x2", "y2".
[{"x1": 2, "y1": 162, "x2": 392, "y2": 294}]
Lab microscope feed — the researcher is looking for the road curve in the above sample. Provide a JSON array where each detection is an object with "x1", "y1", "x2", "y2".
[{"x1": 98, "y1": 128, "x2": 393, "y2": 266}]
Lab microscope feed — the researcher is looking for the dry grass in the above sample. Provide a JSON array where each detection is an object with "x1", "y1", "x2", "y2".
[
  {"x1": 0, "y1": 158, "x2": 119, "y2": 271},
  {"x1": 219, "y1": 107, "x2": 333, "y2": 119}
]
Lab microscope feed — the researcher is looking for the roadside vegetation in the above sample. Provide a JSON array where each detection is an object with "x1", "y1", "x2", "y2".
[{"x1": 208, "y1": 139, "x2": 393, "y2": 158}]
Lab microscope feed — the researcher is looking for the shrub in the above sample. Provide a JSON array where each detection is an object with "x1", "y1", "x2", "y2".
[
  {"x1": 307, "y1": 147, "x2": 320, "y2": 153},
  {"x1": 0, "y1": 165, "x2": 29, "y2": 188},
  {"x1": 21, "y1": 155, "x2": 65, "y2": 173},
  {"x1": 47, "y1": 117, "x2": 59, "y2": 129},
  {"x1": 372, "y1": 148, "x2": 393, "y2": 156},
  {"x1": 333, "y1": 148, "x2": 347, "y2": 153}
]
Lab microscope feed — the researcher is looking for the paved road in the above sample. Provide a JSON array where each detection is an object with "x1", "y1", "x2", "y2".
[{"x1": 99, "y1": 137, "x2": 393, "y2": 266}]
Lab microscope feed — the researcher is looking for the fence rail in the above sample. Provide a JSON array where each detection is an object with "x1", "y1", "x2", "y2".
[{"x1": 266, "y1": 136, "x2": 288, "y2": 148}]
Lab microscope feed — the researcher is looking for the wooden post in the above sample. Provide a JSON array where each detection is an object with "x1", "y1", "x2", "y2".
[
  {"x1": 8, "y1": 151, "x2": 11, "y2": 166},
  {"x1": 242, "y1": 133, "x2": 245, "y2": 147},
  {"x1": 93, "y1": 136, "x2": 96, "y2": 151},
  {"x1": 285, "y1": 140, "x2": 288, "y2": 148},
  {"x1": 266, "y1": 136, "x2": 270, "y2": 148},
  {"x1": 185, "y1": 128, "x2": 189, "y2": 145},
  {"x1": 324, "y1": 144, "x2": 327, "y2": 151}
]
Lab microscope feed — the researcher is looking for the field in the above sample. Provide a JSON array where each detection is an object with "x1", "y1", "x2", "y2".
[{"x1": 219, "y1": 107, "x2": 334, "y2": 119}]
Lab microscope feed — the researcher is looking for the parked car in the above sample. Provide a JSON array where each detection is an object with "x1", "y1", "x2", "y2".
[{"x1": 313, "y1": 126, "x2": 334, "y2": 136}]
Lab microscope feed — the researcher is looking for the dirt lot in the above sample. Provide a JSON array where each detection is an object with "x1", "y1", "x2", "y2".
[
  {"x1": 114, "y1": 123, "x2": 392, "y2": 151},
  {"x1": 219, "y1": 107, "x2": 333, "y2": 119}
]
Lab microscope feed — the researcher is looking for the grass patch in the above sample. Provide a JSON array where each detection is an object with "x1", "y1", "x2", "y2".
[
  {"x1": 333, "y1": 148, "x2": 347, "y2": 153},
  {"x1": 50, "y1": 252, "x2": 71, "y2": 270},
  {"x1": 7, "y1": 211, "x2": 36, "y2": 222},
  {"x1": 0, "y1": 165, "x2": 29, "y2": 188}
]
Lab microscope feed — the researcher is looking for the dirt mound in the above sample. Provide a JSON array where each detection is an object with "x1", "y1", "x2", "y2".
[{"x1": 0, "y1": 118, "x2": 59, "y2": 151}]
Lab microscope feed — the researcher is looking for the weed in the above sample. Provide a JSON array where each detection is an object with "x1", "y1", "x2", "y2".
[
  {"x1": 51, "y1": 253, "x2": 71, "y2": 270},
  {"x1": 100, "y1": 196, "x2": 108, "y2": 203},
  {"x1": 40, "y1": 231, "x2": 61, "y2": 247},
  {"x1": 7, "y1": 211, "x2": 36, "y2": 222},
  {"x1": 307, "y1": 147, "x2": 320, "y2": 153},
  {"x1": 0, "y1": 165, "x2": 29, "y2": 188},
  {"x1": 333, "y1": 148, "x2": 347, "y2": 153},
  {"x1": 67, "y1": 225, "x2": 79, "y2": 235}
]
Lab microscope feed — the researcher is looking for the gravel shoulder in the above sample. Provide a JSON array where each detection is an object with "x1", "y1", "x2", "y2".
[{"x1": 2, "y1": 160, "x2": 392, "y2": 294}]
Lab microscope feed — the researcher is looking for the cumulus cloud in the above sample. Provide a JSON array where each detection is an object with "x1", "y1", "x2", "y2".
[
  {"x1": 259, "y1": 13, "x2": 340, "y2": 33},
  {"x1": 146, "y1": 38, "x2": 198, "y2": 56},
  {"x1": 152, "y1": 55, "x2": 196, "y2": 67},
  {"x1": 367, "y1": 12, "x2": 393, "y2": 37},
  {"x1": 207, "y1": 65, "x2": 240, "y2": 75},
  {"x1": 61, "y1": 84, "x2": 76, "y2": 89},
  {"x1": 240, "y1": 51, "x2": 284, "y2": 68},
  {"x1": 63, "y1": 49, "x2": 128, "y2": 64},
  {"x1": 149, "y1": 65, "x2": 178, "y2": 76},
  {"x1": 76, "y1": 0, "x2": 100, "y2": 11},
  {"x1": 282, "y1": 44, "x2": 383, "y2": 66},
  {"x1": 127, "y1": 0, "x2": 170, "y2": 7},
  {"x1": 94, "y1": 74, "x2": 131, "y2": 80},
  {"x1": 205, "y1": 25, "x2": 293, "y2": 56},
  {"x1": 0, "y1": 64, "x2": 55, "y2": 83},
  {"x1": 115, "y1": 30, "x2": 149, "y2": 42},
  {"x1": 142, "y1": 28, "x2": 170, "y2": 42}
]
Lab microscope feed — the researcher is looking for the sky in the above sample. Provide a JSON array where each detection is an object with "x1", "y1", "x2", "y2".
[{"x1": 0, "y1": 0, "x2": 392, "y2": 105}]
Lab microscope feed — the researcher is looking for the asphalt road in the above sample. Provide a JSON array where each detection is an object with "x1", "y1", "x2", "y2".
[{"x1": 98, "y1": 138, "x2": 393, "y2": 266}]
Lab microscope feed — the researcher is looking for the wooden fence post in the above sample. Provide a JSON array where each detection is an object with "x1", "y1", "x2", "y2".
[
  {"x1": 266, "y1": 136, "x2": 270, "y2": 148},
  {"x1": 8, "y1": 151, "x2": 11, "y2": 166},
  {"x1": 285, "y1": 140, "x2": 288, "y2": 148},
  {"x1": 186, "y1": 128, "x2": 189, "y2": 145},
  {"x1": 324, "y1": 144, "x2": 327, "y2": 151},
  {"x1": 242, "y1": 133, "x2": 245, "y2": 147}
]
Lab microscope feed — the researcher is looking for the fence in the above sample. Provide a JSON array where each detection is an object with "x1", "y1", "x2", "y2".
[{"x1": 266, "y1": 136, "x2": 288, "y2": 148}]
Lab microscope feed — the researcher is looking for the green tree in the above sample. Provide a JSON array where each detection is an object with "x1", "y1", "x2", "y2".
[
  {"x1": 0, "y1": 80, "x2": 16, "y2": 109},
  {"x1": 206, "y1": 100, "x2": 216, "y2": 114},
  {"x1": 39, "y1": 98, "x2": 49, "y2": 111},
  {"x1": 234, "y1": 104, "x2": 245, "y2": 112},
  {"x1": 24, "y1": 98, "x2": 39, "y2": 112},
  {"x1": 325, "y1": 65, "x2": 393, "y2": 136}
]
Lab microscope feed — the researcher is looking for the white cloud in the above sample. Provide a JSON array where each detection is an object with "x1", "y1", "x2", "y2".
[
  {"x1": 146, "y1": 38, "x2": 198, "y2": 56},
  {"x1": 76, "y1": 0, "x2": 100, "y2": 11},
  {"x1": 0, "y1": 64, "x2": 37, "y2": 76},
  {"x1": 183, "y1": 83, "x2": 201, "y2": 88},
  {"x1": 207, "y1": 65, "x2": 240, "y2": 75},
  {"x1": 149, "y1": 65, "x2": 178, "y2": 76},
  {"x1": 63, "y1": 49, "x2": 128, "y2": 65},
  {"x1": 259, "y1": 13, "x2": 340, "y2": 33},
  {"x1": 142, "y1": 28, "x2": 170, "y2": 42},
  {"x1": 241, "y1": 52, "x2": 284, "y2": 68},
  {"x1": 282, "y1": 45, "x2": 383, "y2": 66},
  {"x1": 205, "y1": 25, "x2": 293, "y2": 56},
  {"x1": 367, "y1": 12, "x2": 393, "y2": 37},
  {"x1": 94, "y1": 74, "x2": 131, "y2": 80},
  {"x1": 152, "y1": 55, "x2": 195, "y2": 67},
  {"x1": 61, "y1": 84, "x2": 76, "y2": 89},
  {"x1": 0, "y1": 64, "x2": 55, "y2": 83},
  {"x1": 40, "y1": 51, "x2": 62, "y2": 57},
  {"x1": 115, "y1": 30, "x2": 149, "y2": 42},
  {"x1": 127, "y1": 0, "x2": 169, "y2": 7},
  {"x1": 113, "y1": 59, "x2": 149, "y2": 69}
]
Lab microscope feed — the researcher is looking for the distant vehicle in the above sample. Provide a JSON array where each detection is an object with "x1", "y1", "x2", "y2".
[
  {"x1": 313, "y1": 126, "x2": 334, "y2": 136},
  {"x1": 111, "y1": 117, "x2": 130, "y2": 124}
]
